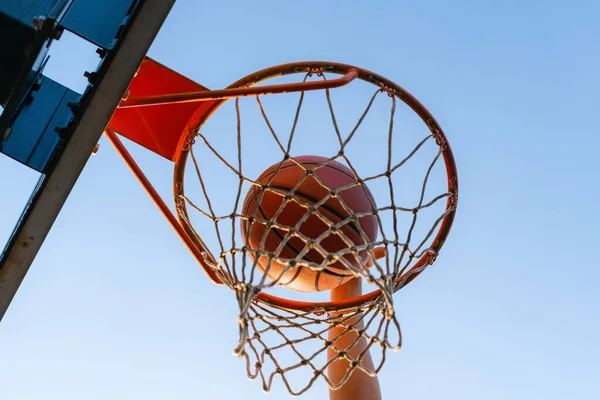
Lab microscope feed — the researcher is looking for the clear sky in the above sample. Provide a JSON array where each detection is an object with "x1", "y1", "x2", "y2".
[{"x1": 1, "y1": 1, "x2": 600, "y2": 399}]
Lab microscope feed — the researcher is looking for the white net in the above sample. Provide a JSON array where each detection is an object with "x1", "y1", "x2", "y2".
[{"x1": 173, "y1": 64, "x2": 457, "y2": 395}]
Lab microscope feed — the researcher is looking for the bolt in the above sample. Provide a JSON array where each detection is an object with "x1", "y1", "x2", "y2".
[
  {"x1": 32, "y1": 16, "x2": 46, "y2": 31},
  {"x1": 96, "y1": 47, "x2": 108, "y2": 58},
  {"x1": 2, "y1": 127, "x2": 12, "y2": 141},
  {"x1": 54, "y1": 126, "x2": 69, "y2": 138},
  {"x1": 83, "y1": 71, "x2": 97, "y2": 84},
  {"x1": 67, "y1": 101, "x2": 80, "y2": 113},
  {"x1": 53, "y1": 27, "x2": 63, "y2": 40},
  {"x1": 32, "y1": 78, "x2": 43, "y2": 92}
]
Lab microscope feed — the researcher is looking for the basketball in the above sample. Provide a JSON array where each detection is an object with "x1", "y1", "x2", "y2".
[{"x1": 240, "y1": 155, "x2": 378, "y2": 292}]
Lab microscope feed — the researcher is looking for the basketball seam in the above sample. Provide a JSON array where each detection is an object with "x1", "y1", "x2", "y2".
[
  {"x1": 254, "y1": 203, "x2": 354, "y2": 279},
  {"x1": 261, "y1": 185, "x2": 363, "y2": 237},
  {"x1": 259, "y1": 160, "x2": 357, "y2": 183}
]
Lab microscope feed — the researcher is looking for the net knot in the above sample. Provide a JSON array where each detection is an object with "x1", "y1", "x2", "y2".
[
  {"x1": 427, "y1": 119, "x2": 446, "y2": 148},
  {"x1": 313, "y1": 308, "x2": 328, "y2": 317},
  {"x1": 184, "y1": 134, "x2": 196, "y2": 148},
  {"x1": 378, "y1": 83, "x2": 396, "y2": 97},
  {"x1": 425, "y1": 250, "x2": 438, "y2": 265},
  {"x1": 449, "y1": 193, "x2": 458, "y2": 209},
  {"x1": 307, "y1": 67, "x2": 324, "y2": 77},
  {"x1": 449, "y1": 177, "x2": 459, "y2": 208}
]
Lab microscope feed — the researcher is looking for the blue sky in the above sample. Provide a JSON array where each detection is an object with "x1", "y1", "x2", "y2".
[{"x1": 1, "y1": 1, "x2": 600, "y2": 399}]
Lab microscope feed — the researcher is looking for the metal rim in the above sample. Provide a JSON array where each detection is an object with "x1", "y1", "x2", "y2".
[{"x1": 173, "y1": 61, "x2": 458, "y2": 313}]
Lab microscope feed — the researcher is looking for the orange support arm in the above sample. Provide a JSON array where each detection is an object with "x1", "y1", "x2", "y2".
[{"x1": 104, "y1": 127, "x2": 224, "y2": 285}]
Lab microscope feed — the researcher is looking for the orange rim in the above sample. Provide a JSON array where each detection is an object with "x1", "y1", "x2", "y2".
[{"x1": 173, "y1": 61, "x2": 458, "y2": 313}]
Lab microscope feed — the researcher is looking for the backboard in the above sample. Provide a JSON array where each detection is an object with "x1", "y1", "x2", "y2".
[{"x1": 0, "y1": 0, "x2": 175, "y2": 321}]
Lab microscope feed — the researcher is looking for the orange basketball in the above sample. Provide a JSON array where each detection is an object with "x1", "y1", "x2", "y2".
[{"x1": 241, "y1": 155, "x2": 378, "y2": 292}]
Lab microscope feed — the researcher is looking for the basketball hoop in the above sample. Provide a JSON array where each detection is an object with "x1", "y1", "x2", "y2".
[{"x1": 107, "y1": 61, "x2": 458, "y2": 395}]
